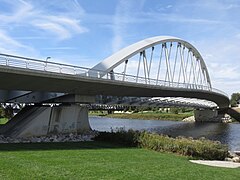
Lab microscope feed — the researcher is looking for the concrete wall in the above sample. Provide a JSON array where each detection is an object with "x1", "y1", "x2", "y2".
[
  {"x1": 16, "y1": 105, "x2": 91, "y2": 137},
  {"x1": 227, "y1": 108, "x2": 240, "y2": 122},
  {"x1": 194, "y1": 109, "x2": 223, "y2": 122},
  {"x1": 18, "y1": 108, "x2": 51, "y2": 137},
  {"x1": 48, "y1": 105, "x2": 91, "y2": 134}
]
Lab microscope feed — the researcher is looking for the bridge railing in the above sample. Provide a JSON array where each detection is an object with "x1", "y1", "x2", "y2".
[{"x1": 0, "y1": 53, "x2": 228, "y2": 97}]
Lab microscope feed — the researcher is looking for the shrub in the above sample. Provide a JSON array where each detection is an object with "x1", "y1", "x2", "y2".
[
  {"x1": 93, "y1": 128, "x2": 140, "y2": 147},
  {"x1": 94, "y1": 130, "x2": 229, "y2": 160},
  {"x1": 138, "y1": 132, "x2": 229, "y2": 160}
]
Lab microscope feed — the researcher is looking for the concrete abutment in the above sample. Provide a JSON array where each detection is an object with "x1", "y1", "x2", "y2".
[
  {"x1": 194, "y1": 109, "x2": 224, "y2": 122},
  {"x1": 194, "y1": 108, "x2": 240, "y2": 122},
  {"x1": 0, "y1": 104, "x2": 91, "y2": 138},
  {"x1": 227, "y1": 108, "x2": 240, "y2": 122}
]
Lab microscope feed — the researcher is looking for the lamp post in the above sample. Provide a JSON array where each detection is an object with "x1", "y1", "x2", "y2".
[
  {"x1": 45, "y1": 57, "x2": 51, "y2": 71},
  {"x1": 46, "y1": 57, "x2": 51, "y2": 62}
]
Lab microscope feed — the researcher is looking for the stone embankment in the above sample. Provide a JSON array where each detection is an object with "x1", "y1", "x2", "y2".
[
  {"x1": 182, "y1": 116, "x2": 195, "y2": 122},
  {"x1": 0, "y1": 131, "x2": 98, "y2": 143},
  {"x1": 182, "y1": 115, "x2": 232, "y2": 123},
  {"x1": 190, "y1": 151, "x2": 240, "y2": 168},
  {"x1": 225, "y1": 151, "x2": 240, "y2": 163}
]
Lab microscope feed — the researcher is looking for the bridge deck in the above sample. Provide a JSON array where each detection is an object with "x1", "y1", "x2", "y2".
[{"x1": 0, "y1": 65, "x2": 229, "y2": 108}]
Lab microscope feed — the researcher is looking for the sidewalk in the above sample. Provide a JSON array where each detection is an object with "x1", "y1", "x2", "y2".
[{"x1": 190, "y1": 160, "x2": 240, "y2": 168}]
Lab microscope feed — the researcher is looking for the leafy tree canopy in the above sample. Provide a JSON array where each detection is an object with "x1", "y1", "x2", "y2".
[{"x1": 230, "y1": 93, "x2": 240, "y2": 107}]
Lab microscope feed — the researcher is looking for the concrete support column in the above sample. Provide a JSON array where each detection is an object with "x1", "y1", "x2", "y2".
[
  {"x1": 14, "y1": 104, "x2": 91, "y2": 137},
  {"x1": 48, "y1": 104, "x2": 91, "y2": 134},
  {"x1": 194, "y1": 109, "x2": 223, "y2": 122},
  {"x1": 76, "y1": 105, "x2": 91, "y2": 132}
]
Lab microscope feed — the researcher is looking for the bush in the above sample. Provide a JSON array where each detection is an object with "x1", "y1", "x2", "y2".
[
  {"x1": 94, "y1": 130, "x2": 229, "y2": 160},
  {"x1": 0, "y1": 107, "x2": 13, "y2": 119},
  {"x1": 170, "y1": 108, "x2": 179, "y2": 114},
  {"x1": 0, "y1": 107, "x2": 4, "y2": 118},
  {"x1": 138, "y1": 132, "x2": 228, "y2": 160},
  {"x1": 93, "y1": 128, "x2": 140, "y2": 147}
]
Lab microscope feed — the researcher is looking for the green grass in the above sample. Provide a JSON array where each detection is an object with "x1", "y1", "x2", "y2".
[
  {"x1": 89, "y1": 111, "x2": 193, "y2": 121},
  {"x1": 0, "y1": 118, "x2": 8, "y2": 125},
  {"x1": 101, "y1": 112, "x2": 192, "y2": 121},
  {"x1": 0, "y1": 142, "x2": 239, "y2": 179}
]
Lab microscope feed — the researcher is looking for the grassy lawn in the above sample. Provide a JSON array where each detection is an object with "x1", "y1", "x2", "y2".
[
  {"x1": 0, "y1": 118, "x2": 8, "y2": 125},
  {"x1": 0, "y1": 142, "x2": 239, "y2": 179},
  {"x1": 91, "y1": 112, "x2": 192, "y2": 121},
  {"x1": 89, "y1": 111, "x2": 193, "y2": 121}
]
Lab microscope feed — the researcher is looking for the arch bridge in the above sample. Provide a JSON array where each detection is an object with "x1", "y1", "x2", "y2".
[{"x1": 0, "y1": 36, "x2": 236, "y2": 137}]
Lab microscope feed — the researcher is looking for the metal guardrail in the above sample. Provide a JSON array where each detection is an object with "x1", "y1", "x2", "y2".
[{"x1": 0, "y1": 53, "x2": 228, "y2": 98}]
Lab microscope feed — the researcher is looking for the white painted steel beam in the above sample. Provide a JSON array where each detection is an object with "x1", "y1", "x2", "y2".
[{"x1": 90, "y1": 36, "x2": 212, "y2": 88}]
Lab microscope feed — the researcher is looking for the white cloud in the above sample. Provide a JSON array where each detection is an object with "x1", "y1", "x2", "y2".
[
  {"x1": 112, "y1": 35, "x2": 123, "y2": 53},
  {"x1": 32, "y1": 15, "x2": 89, "y2": 40},
  {"x1": 236, "y1": 33, "x2": 240, "y2": 39},
  {"x1": 0, "y1": 30, "x2": 24, "y2": 48},
  {"x1": 0, "y1": 0, "x2": 88, "y2": 41},
  {"x1": 0, "y1": 0, "x2": 239, "y2": 98},
  {"x1": 33, "y1": 16, "x2": 88, "y2": 40},
  {"x1": 49, "y1": 54, "x2": 97, "y2": 68},
  {"x1": 195, "y1": 37, "x2": 240, "y2": 96},
  {"x1": 0, "y1": 0, "x2": 91, "y2": 60},
  {"x1": 41, "y1": 47, "x2": 77, "y2": 50},
  {"x1": 34, "y1": 16, "x2": 88, "y2": 41},
  {"x1": 0, "y1": 0, "x2": 89, "y2": 59},
  {"x1": 0, "y1": 30, "x2": 38, "y2": 56},
  {"x1": 0, "y1": 0, "x2": 33, "y2": 23},
  {"x1": 112, "y1": 0, "x2": 146, "y2": 53},
  {"x1": 34, "y1": 22, "x2": 72, "y2": 40},
  {"x1": 193, "y1": 1, "x2": 240, "y2": 11},
  {"x1": 112, "y1": 0, "x2": 127, "y2": 52}
]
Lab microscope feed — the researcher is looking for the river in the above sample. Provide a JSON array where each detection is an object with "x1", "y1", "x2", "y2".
[{"x1": 89, "y1": 116, "x2": 240, "y2": 151}]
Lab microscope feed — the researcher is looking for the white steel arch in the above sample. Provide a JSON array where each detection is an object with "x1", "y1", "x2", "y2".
[{"x1": 90, "y1": 36, "x2": 212, "y2": 88}]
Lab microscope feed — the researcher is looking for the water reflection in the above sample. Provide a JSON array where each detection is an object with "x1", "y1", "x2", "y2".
[
  {"x1": 89, "y1": 116, "x2": 240, "y2": 151},
  {"x1": 151, "y1": 122, "x2": 229, "y2": 140}
]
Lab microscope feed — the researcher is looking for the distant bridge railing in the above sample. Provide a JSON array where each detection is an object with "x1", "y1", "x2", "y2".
[{"x1": 0, "y1": 53, "x2": 228, "y2": 97}]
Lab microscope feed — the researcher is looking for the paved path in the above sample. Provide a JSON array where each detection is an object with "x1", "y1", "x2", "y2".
[
  {"x1": 190, "y1": 160, "x2": 240, "y2": 168},
  {"x1": 233, "y1": 107, "x2": 240, "y2": 113}
]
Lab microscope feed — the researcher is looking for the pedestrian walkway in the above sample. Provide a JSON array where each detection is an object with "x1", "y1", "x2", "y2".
[{"x1": 190, "y1": 160, "x2": 240, "y2": 168}]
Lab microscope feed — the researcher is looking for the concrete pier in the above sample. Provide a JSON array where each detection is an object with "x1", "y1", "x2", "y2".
[
  {"x1": 194, "y1": 109, "x2": 223, "y2": 122},
  {"x1": 227, "y1": 108, "x2": 240, "y2": 122},
  {"x1": 0, "y1": 104, "x2": 91, "y2": 137}
]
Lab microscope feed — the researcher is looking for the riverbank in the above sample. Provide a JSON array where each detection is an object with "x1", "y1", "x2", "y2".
[
  {"x1": 90, "y1": 112, "x2": 192, "y2": 121},
  {"x1": 0, "y1": 141, "x2": 239, "y2": 179},
  {"x1": 233, "y1": 107, "x2": 240, "y2": 113}
]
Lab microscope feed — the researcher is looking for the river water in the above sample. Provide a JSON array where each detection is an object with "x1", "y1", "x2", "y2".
[{"x1": 89, "y1": 116, "x2": 240, "y2": 151}]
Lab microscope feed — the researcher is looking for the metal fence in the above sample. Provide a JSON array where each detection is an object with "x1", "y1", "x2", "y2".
[{"x1": 0, "y1": 53, "x2": 228, "y2": 98}]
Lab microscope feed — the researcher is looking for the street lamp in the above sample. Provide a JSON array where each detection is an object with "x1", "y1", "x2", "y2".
[
  {"x1": 44, "y1": 57, "x2": 51, "y2": 71},
  {"x1": 46, "y1": 57, "x2": 51, "y2": 62}
]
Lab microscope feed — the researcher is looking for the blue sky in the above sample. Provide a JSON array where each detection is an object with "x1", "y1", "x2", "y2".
[{"x1": 0, "y1": 0, "x2": 239, "y2": 96}]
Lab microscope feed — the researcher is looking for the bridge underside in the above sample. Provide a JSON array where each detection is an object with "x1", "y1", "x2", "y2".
[
  {"x1": 0, "y1": 92, "x2": 236, "y2": 138},
  {"x1": 1, "y1": 104, "x2": 236, "y2": 138},
  {"x1": 0, "y1": 36, "x2": 234, "y2": 137},
  {"x1": 0, "y1": 67, "x2": 233, "y2": 138},
  {"x1": 0, "y1": 66, "x2": 229, "y2": 108}
]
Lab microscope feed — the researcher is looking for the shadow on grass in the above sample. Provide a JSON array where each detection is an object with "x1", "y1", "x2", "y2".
[{"x1": 0, "y1": 141, "x2": 128, "y2": 152}]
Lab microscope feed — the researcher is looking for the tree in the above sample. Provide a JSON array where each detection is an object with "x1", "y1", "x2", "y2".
[
  {"x1": 0, "y1": 107, "x2": 4, "y2": 118},
  {"x1": 230, "y1": 93, "x2": 240, "y2": 107},
  {"x1": 170, "y1": 108, "x2": 179, "y2": 114},
  {"x1": 0, "y1": 106, "x2": 13, "y2": 119}
]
